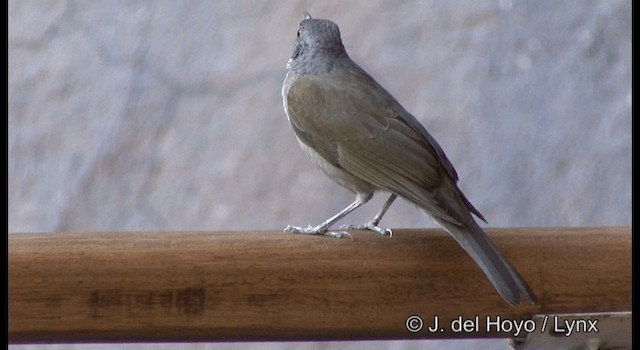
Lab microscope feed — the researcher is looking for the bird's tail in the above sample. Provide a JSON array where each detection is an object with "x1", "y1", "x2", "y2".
[{"x1": 431, "y1": 215, "x2": 537, "y2": 306}]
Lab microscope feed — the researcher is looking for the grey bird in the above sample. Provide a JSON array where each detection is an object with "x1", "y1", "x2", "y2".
[{"x1": 282, "y1": 12, "x2": 537, "y2": 306}]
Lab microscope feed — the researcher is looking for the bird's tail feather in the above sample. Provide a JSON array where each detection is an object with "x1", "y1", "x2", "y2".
[{"x1": 431, "y1": 216, "x2": 537, "y2": 306}]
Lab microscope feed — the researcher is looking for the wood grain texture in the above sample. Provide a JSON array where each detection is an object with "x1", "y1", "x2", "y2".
[{"x1": 8, "y1": 227, "x2": 630, "y2": 343}]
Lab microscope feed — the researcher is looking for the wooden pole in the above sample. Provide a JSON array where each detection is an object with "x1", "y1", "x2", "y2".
[{"x1": 8, "y1": 227, "x2": 630, "y2": 343}]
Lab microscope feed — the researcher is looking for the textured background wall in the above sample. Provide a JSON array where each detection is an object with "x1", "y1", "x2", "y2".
[{"x1": 9, "y1": 0, "x2": 631, "y2": 349}]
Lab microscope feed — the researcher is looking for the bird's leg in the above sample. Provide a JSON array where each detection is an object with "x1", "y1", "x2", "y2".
[
  {"x1": 340, "y1": 194, "x2": 397, "y2": 236},
  {"x1": 285, "y1": 193, "x2": 372, "y2": 239}
]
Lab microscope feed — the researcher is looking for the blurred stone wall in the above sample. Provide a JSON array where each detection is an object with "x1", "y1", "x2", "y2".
[{"x1": 10, "y1": 0, "x2": 630, "y2": 234}]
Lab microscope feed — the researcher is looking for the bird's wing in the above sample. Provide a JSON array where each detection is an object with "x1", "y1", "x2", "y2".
[{"x1": 285, "y1": 70, "x2": 483, "y2": 225}]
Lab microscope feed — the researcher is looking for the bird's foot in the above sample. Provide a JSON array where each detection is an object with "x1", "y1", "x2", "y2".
[
  {"x1": 339, "y1": 222, "x2": 393, "y2": 237},
  {"x1": 284, "y1": 225, "x2": 352, "y2": 239}
]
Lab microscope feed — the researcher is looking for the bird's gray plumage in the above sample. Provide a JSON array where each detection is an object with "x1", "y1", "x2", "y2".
[{"x1": 282, "y1": 13, "x2": 536, "y2": 306}]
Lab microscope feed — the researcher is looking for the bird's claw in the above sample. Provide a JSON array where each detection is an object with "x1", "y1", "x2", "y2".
[
  {"x1": 284, "y1": 225, "x2": 353, "y2": 239},
  {"x1": 339, "y1": 222, "x2": 393, "y2": 237}
]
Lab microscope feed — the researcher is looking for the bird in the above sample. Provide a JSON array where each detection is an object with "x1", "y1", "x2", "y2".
[{"x1": 281, "y1": 11, "x2": 537, "y2": 306}]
